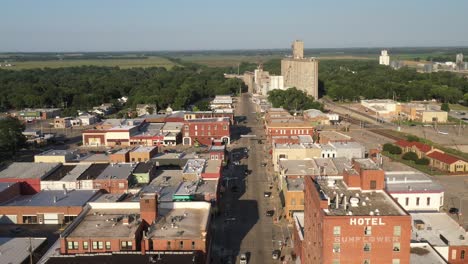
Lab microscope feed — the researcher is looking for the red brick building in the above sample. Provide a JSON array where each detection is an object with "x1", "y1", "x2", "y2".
[
  {"x1": 303, "y1": 159, "x2": 411, "y2": 264},
  {"x1": 265, "y1": 120, "x2": 315, "y2": 139},
  {"x1": 182, "y1": 117, "x2": 230, "y2": 146}
]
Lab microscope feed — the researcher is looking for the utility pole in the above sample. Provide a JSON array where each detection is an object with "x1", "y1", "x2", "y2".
[
  {"x1": 29, "y1": 237, "x2": 33, "y2": 264},
  {"x1": 459, "y1": 119, "x2": 462, "y2": 136}
]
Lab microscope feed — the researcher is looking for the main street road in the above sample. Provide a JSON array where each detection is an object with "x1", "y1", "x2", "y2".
[{"x1": 211, "y1": 93, "x2": 287, "y2": 263}]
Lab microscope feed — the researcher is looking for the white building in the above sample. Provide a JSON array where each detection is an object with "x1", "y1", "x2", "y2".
[
  {"x1": 379, "y1": 50, "x2": 390, "y2": 66},
  {"x1": 319, "y1": 141, "x2": 365, "y2": 160},
  {"x1": 385, "y1": 171, "x2": 444, "y2": 211},
  {"x1": 78, "y1": 114, "x2": 98, "y2": 126}
]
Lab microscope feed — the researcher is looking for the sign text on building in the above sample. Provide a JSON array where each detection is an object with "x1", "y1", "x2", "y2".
[{"x1": 349, "y1": 217, "x2": 385, "y2": 226}]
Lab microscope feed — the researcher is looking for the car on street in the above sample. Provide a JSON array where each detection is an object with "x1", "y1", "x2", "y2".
[
  {"x1": 9, "y1": 227, "x2": 23, "y2": 234},
  {"x1": 264, "y1": 192, "x2": 272, "y2": 198},
  {"x1": 449, "y1": 207, "x2": 459, "y2": 214},
  {"x1": 239, "y1": 253, "x2": 248, "y2": 264},
  {"x1": 266, "y1": 210, "x2": 275, "y2": 217},
  {"x1": 272, "y1": 250, "x2": 281, "y2": 260},
  {"x1": 261, "y1": 162, "x2": 267, "y2": 167}
]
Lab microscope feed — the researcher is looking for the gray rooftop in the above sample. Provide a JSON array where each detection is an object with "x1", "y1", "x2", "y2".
[
  {"x1": 329, "y1": 141, "x2": 364, "y2": 150},
  {"x1": 0, "y1": 182, "x2": 15, "y2": 192},
  {"x1": 96, "y1": 163, "x2": 135, "y2": 180},
  {"x1": 61, "y1": 164, "x2": 92, "y2": 182},
  {"x1": 148, "y1": 202, "x2": 210, "y2": 239},
  {"x1": 162, "y1": 122, "x2": 183, "y2": 131},
  {"x1": 183, "y1": 159, "x2": 206, "y2": 175},
  {"x1": 314, "y1": 179, "x2": 406, "y2": 216},
  {"x1": 0, "y1": 237, "x2": 47, "y2": 264},
  {"x1": 280, "y1": 160, "x2": 318, "y2": 176},
  {"x1": 2, "y1": 189, "x2": 100, "y2": 207},
  {"x1": 410, "y1": 242, "x2": 448, "y2": 264},
  {"x1": 354, "y1": 158, "x2": 380, "y2": 170},
  {"x1": 286, "y1": 177, "x2": 305, "y2": 191},
  {"x1": 318, "y1": 131, "x2": 352, "y2": 141},
  {"x1": 131, "y1": 146, "x2": 157, "y2": 153},
  {"x1": 275, "y1": 143, "x2": 320, "y2": 150},
  {"x1": 385, "y1": 171, "x2": 444, "y2": 193},
  {"x1": 36, "y1": 149, "x2": 74, "y2": 156},
  {"x1": 0, "y1": 162, "x2": 61, "y2": 179},
  {"x1": 68, "y1": 208, "x2": 141, "y2": 238},
  {"x1": 411, "y1": 213, "x2": 468, "y2": 246}
]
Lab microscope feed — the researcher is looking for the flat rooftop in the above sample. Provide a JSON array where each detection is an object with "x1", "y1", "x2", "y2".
[
  {"x1": 148, "y1": 202, "x2": 210, "y2": 239},
  {"x1": 68, "y1": 207, "x2": 141, "y2": 238},
  {"x1": 79, "y1": 153, "x2": 110, "y2": 163},
  {"x1": 2, "y1": 189, "x2": 100, "y2": 207},
  {"x1": 275, "y1": 143, "x2": 320, "y2": 149},
  {"x1": 36, "y1": 149, "x2": 73, "y2": 156},
  {"x1": 0, "y1": 237, "x2": 47, "y2": 264},
  {"x1": 205, "y1": 160, "x2": 221, "y2": 174},
  {"x1": 44, "y1": 252, "x2": 203, "y2": 264},
  {"x1": 131, "y1": 146, "x2": 157, "y2": 153},
  {"x1": 319, "y1": 131, "x2": 352, "y2": 141},
  {"x1": 134, "y1": 162, "x2": 153, "y2": 174},
  {"x1": 111, "y1": 148, "x2": 131, "y2": 155},
  {"x1": 43, "y1": 165, "x2": 76, "y2": 181},
  {"x1": 0, "y1": 162, "x2": 61, "y2": 179},
  {"x1": 411, "y1": 213, "x2": 468, "y2": 246},
  {"x1": 410, "y1": 242, "x2": 448, "y2": 264},
  {"x1": 186, "y1": 117, "x2": 230, "y2": 123},
  {"x1": 77, "y1": 163, "x2": 109, "y2": 180},
  {"x1": 286, "y1": 177, "x2": 305, "y2": 191},
  {"x1": 96, "y1": 163, "x2": 135, "y2": 180},
  {"x1": 141, "y1": 170, "x2": 218, "y2": 202},
  {"x1": 329, "y1": 141, "x2": 364, "y2": 149},
  {"x1": 209, "y1": 145, "x2": 226, "y2": 152},
  {"x1": 385, "y1": 171, "x2": 444, "y2": 193},
  {"x1": 0, "y1": 182, "x2": 15, "y2": 192},
  {"x1": 354, "y1": 158, "x2": 380, "y2": 170},
  {"x1": 279, "y1": 160, "x2": 318, "y2": 176},
  {"x1": 162, "y1": 122, "x2": 183, "y2": 131},
  {"x1": 314, "y1": 179, "x2": 406, "y2": 216},
  {"x1": 183, "y1": 159, "x2": 206, "y2": 174}
]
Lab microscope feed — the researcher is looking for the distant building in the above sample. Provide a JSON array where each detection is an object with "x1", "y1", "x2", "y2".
[
  {"x1": 182, "y1": 117, "x2": 230, "y2": 146},
  {"x1": 281, "y1": 40, "x2": 319, "y2": 99},
  {"x1": 456, "y1": 53, "x2": 464, "y2": 65},
  {"x1": 379, "y1": 50, "x2": 390, "y2": 66},
  {"x1": 136, "y1": 104, "x2": 156, "y2": 117}
]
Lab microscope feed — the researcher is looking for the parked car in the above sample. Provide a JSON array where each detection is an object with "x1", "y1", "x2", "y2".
[
  {"x1": 272, "y1": 250, "x2": 281, "y2": 260},
  {"x1": 266, "y1": 210, "x2": 275, "y2": 217},
  {"x1": 264, "y1": 192, "x2": 272, "y2": 198},
  {"x1": 449, "y1": 207, "x2": 459, "y2": 214}
]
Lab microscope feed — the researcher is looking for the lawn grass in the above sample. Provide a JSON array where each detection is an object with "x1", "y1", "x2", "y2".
[
  {"x1": 382, "y1": 151, "x2": 444, "y2": 176},
  {"x1": 5, "y1": 56, "x2": 177, "y2": 70},
  {"x1": 449, "y1": 104, "x2": 468, "y2": 111}
]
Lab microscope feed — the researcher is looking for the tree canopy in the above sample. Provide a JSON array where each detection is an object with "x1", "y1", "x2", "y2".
[
  {"x1": 0, "y1": 65, "x2": 246, "y2": 112},
  {"x1": 0, "y1": 117, "x2": 26, "y2": 161},
  {"x1": 267, "y1": 88, "x2": 322, "y2": 111}
]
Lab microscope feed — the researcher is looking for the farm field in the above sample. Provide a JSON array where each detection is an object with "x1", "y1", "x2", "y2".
[{"x1": 1, "y1": 56, "x2": 177, "y2": 70}]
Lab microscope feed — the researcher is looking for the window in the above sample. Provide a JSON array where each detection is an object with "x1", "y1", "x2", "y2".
[
  {"x1": 64, "y1": 215, "x2": 76, "y2": 224},
  {"x1": 83, "y1": 241, "x2": 88, "y2": 250},
  {"x1": 333, "y1": 226, "x2": 341, "y2": 236},
  {"x1": 214, "y1": 126, "x2": 217, "y2": 130},
  {"x1": 167, "y1": 241, "x2": 171, "y2": 250},
  {"x1": 416, "y1": 197, "x2": 420, "y2": 206},
  {"x1": 394, "y1": 226, "x2": 401, "y2": 236},
  {"x1": 195, "y1": 125, "x2": 198, "y2": 130},
  {"x1": 23, "y1": 215, "x2": 38, "y2": 224},
  {"x1": 97, "y1": 241, "x2": 104, "y2": 249},
  {"x1": 118, "y1": 183, "x2": 125, "y2": 189},
  {"x1": 393, "y1": 243, "x2": 400, "y2": 252},
  {"x1": 370, "y1": 180, "x2": 377, "y2": 189},
  {"x1": 179, "y1": 241, "x2": 184, "y2": 249},
  {"x1": 392, "y1": 259, "x2": 400, "y2": 264},
  {"x1": 452, "y1": 250, "x2": 457, "y2": 260},
  {"x1": 405, "y1": 197, "x2": 409, "y2": 206},
  {"x1": 67, "y1": 241, "x2": 79, "y2": 250},
  {"x1": 121, "y1": 241, "x2": 133, "y2": 250},
  {"x1": 223, "y1": 125, "x2": 228, "y2": 130},
  {"x1": 184, "y1": 125, "x2": 188, "y2": 130},
  {"x1": 92, "y1": 241, "x2": 98, "y2": 250},
  {"x1": 363, "y1": 243, "x2": 371, "y2": 252},
  {"x1": 300, "y1": 198, "x2": 304, "y2": 205},
  {"x1": 105, "y1": 241, "x2": 111, "y2": 250},
  {"x1": 291, "y1": 198, "x2": 296, "y2": 205},
  {"x1": 191, "y1": 241, "x2": 195, "y2": 250},
  {"x1": 462, "y1": 250, "x2": 466, "y2": 259},
  {"x1": 333, "y1": 243, "x2": 340, "y2": 253},
  {"x1": 195, "y1": 131, "x2": 198, "y2": 136},
  {"x1": 427, "y1": 197, "x2": 431, "y2": 206},
  {"x1": 364, "y1": 226, "x2": 372, "y2": 236}
]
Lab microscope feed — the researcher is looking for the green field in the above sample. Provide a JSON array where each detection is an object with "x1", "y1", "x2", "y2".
[{"x1": 3, "y1": 56, "x2": 177, "y2": 70}]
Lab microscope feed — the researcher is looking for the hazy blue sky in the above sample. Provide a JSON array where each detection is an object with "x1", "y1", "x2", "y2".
[{"x1": 1, "y1": 0, "x2": 468, "y2": 52}]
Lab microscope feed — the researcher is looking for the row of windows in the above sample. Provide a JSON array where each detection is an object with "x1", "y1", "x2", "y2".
[
  {"x1": 67, "y1": 241, "x2": 133, "y2": 251},
  {"x1": 396, "y1": 197, "x2": 434, "y2": 206},
  {"x1": 272, "y1": 129, "x2": 310, "y2": 135},
  {"x1": 332, "y1": 242, "x2": 400, "y2": 253},
  {"x1": 166, "y1": 241, "x2": 196, "y2": 250},
  {"x1": 332, "y1": 260, "x2": 400, "y2": 264},
  {"x1": 333, "y1": 226, "x2": 401, "y2": 237},
  {"x1": 189, "y1": 125, "x2": 228, "y2": 131}
]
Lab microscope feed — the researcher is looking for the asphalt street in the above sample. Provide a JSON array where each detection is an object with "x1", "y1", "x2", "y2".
[{"x1": 211, "y1": 93, "x2": 289, "y2": 264}]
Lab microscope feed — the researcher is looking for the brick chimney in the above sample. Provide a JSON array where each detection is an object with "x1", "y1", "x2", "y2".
[{"x1": 140, "y1": 193, "x2": 158, "y2": 225}]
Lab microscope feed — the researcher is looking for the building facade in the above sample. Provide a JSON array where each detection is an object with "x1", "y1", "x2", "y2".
[{"x1": 182, "y1": 117, "x2": 230, "y2": 146}]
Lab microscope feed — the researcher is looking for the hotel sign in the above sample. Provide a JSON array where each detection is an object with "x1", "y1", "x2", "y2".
[{"x1": 349, "y1": 217, "x2": 385, "y2": 226}]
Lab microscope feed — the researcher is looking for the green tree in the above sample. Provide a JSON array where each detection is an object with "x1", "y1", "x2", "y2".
[
  {"x1": 415, "y1": 158, "x2": 430, "y2": 165},
  {"x1": 402, "y1": 152, "x2": 418, "y2": 161},
  {"x1": 441, "y1": 102, "x2": 450, "y2": 112},
  {"x1": 146, "y1": 106, "x2": 155, "y2": 115},
  {"x1": 383, "y1": 143, "x2": 394, "y2": 153},
  {"x1": 0, "y1": 117, "x2": 26, "y2": 161},
  {"x1": 406, "y1": 135, "x2": 420, "y2": 142}
]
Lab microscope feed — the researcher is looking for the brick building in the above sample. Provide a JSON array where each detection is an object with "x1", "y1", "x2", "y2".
[
  {"x1": 109, "y1": 149, "x2": 131, "y2": 163},
  {"x1": 0, "y1": 162, "x2": 62, "y2": 194},
  {"x1": 182, "y1": 117, "x2": 230, "y2": 146},
  {"x1": 129, "y1": 146, "x2": 158, "y2": 163},
  {"x1": 302, "y1": 158, "x2": 411, "y2": 264}
]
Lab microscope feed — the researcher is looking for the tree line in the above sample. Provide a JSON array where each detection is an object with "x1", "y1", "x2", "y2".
[{"x1": 0, "y1": 65, "x2": 245, "y2": 113}]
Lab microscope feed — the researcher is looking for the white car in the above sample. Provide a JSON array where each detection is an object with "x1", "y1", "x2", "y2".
[{"x1": 239, "y1": 253, "x2": 247, "y2": 264}]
